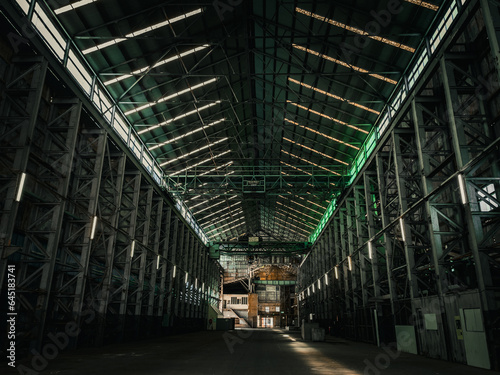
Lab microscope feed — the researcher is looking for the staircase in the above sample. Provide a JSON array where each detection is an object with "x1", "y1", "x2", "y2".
[
  {"x1": 223, "y1": 308, "x2": 251, "y2": 328},
  {"x1": 210, "y1": 304, "x2": 224, "y2": 318},
  {"x1": 230, "y1": 308, "x2": 253, "y2": 328}
]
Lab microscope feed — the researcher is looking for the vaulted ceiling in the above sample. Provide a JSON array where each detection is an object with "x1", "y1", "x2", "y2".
[{"x1": 45, "y1": 0, "x2": 441, "y2": 243}]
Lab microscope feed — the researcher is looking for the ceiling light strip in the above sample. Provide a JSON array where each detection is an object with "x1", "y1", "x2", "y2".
[
  {"x1": 283, "y1": 137, "x2": 348, "y2": 165},
  {"x1": 281, "y1": 150, "x2": 341, "y2": 177},
  {"x1": 284, "y1": 118, "x2": 360, "y2": 150},
  {"x1": 295, "y1": 8, "x2": 415, "y2": 53},
  {"x1": 83, "y1": 8, "x2": 203, "y2": 54},
  {"x1": 292, "y1": 44, "x2": 398, "y2": 85},
  {"x1": 288, "y1": 77, "x2": 380, "y2": 115},
  {"x1": 139, "y1": 101, "x2": 221, "y2": 135}
]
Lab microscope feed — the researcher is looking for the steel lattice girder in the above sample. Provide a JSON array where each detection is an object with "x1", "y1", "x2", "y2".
[
  {"x1": 297, "y1": 1, "x2": 500, "y2": 365},
  {"x1": 216, "y1": 241, "x2": 311, "y2": 255}
]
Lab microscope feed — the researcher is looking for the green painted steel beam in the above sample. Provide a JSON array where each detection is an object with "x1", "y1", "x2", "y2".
[{"x1": 253, "y1": 280, "x2": 296, "y2": 285}]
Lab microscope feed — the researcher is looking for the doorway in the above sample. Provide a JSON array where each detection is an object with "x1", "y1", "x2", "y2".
[{"x1": 261, "y1": 317, "x2": 273, "y2": 328}]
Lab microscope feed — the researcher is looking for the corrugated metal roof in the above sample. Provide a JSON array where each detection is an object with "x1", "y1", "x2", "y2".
[{"x1": 46, "y1": 0, "x2": 441, "y2": 243}]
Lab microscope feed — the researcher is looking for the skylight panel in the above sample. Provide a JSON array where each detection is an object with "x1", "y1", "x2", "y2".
[
  {"x1": 82, "y1": 8, "x2": 203, "y2": 54},
  {"x1": 160, "y1": 137, "x2": 228, "y2": 166},
  {"x1": 169, "y1": 150, "x2": 230, "y2": 176},
  {"x1": 276, "y1": 211, "x2": 316, "y2": 230},
  {"x1": 288, "y1": 193, "x2": 327, "y2": 210},
  {"x1": 292, "y1": 44, "x2": 398, "y2": 85},
  {"x1": 296, "y1": 8, "x2": 415, "y2": 52},
  {"x1": 287, "y1": 78, "x2": 380, "y2": 115},
  {"x1": 229, "y1": 233, "x2": 246, "y2": 241},
  {"x1": 283, "y1": 137, "x2": 349, "y2": 165},
  {"x1": 210, "y1": 221, "x2": 246, "y2": 238},
  {"x1": 202, "y1": 208, "x2": 243, "y2": 227},
  {"x1": 33, "y1": 3, "x2": 66, "y2": 60},
  {"x1": 92, "y1": 84, "x2": 113, "y2": 122},
  {"x1": 205, "y1": 216, "x2": 245, "y2": 234},
  {"x1": 194, "y1": 200, "x2": 226, "y2": 215},
  {"x1": 193, "y1": 195, "x2": 237, "y2": 214},
  {"x1": 404, "y1": 0, "x2": 439, "y2": 11},
  {"x1": 55, "y1": 0, "x2": 98, "y2": 14},
  {"x1": 138, "y1": 101, "x2": 221, "y2": 135},
  {"x1": 284, "y1": 118, "x2": 360, "y2": 150},
  {"x1": 276, "y1": 202, "x2": 319, "y2": 222},
  {"x1": 287, "y1": 101, "x2": 369, "y2": 135},
  {"x1": 198, "y1": 201, "x2": 242, "y2": 221},
  {"x1": 104, "y1": 45, "x2": 209, "y2": 86},
  {"x1": 273, "y1": 222, "x2": 307, "y2": 238},
  {"x1": 274, "y1": 216, "x2": 310, "y2": 235},
  {"x1": 15, "y1": 0, "x2": 29, "y2": 14},
  {"x1": 200, "y1": 161, "x2": 233, "y2": 175},
  {"x1": 66, "y1": 49, "x2": 92, "y2": 95},
  {"x1": 281, "y1": 150, "x2": 341, "y2": 177},
  {"x1": 214, "y1": 222, "x2": 246, "y2": 237},
  {"x1": 82, "y1": 38, "x2": 126, "y2": 55},
  {"x1": 278, "y1": 196, "x2": 323, "y2": 216},
  {"x1": 279, "y1": 173, "x2": 295, "y2": 188},
  {"x1": 124, "y1": 78, "x2": 217, "y2": 116},
  {"x1": 189, "y1": 194, "x2": 223, "y2": 210},
  {"x1": 280, "y1": 161, "x2": 334, "y2": 188},
  {"x1": 185, "y1": 172, "x2": 234, "y2": 197},
  {"x1": 148, "y1": 118, "x2": 224, "y2": 151},
  {"x1": 280, "y1": 161, "x2": 312, "y2": 176}
]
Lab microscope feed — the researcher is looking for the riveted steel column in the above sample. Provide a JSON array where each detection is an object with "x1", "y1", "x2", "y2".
[{"x1": 157, "y1": 205, "x2": 172, "y2": 317}]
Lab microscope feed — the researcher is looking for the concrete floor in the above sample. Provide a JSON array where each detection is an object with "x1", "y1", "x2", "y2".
[{"x1": 5, "y1": 329, "x2": 499, "y2": 374}]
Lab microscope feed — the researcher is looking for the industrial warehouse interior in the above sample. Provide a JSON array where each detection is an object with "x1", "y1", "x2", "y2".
[{"x1": 1, "y1": 0, "x2": 500, "y2": 373}]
